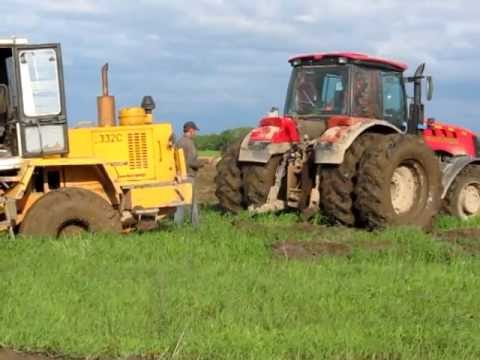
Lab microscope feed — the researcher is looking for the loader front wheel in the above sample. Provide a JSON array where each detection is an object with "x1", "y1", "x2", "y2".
[
  {"x1": 215, "y1": 141, "x2": 245, "y2": 213},
  {"x1": 19, "y1": 187, "x2": 122, "y2": 237},
  {"x1": 443, "y1": 164, "x2": 480, "y2": 220},
  {"x1": 354, "y1": 135, "x2": 442, "y2": 230}
]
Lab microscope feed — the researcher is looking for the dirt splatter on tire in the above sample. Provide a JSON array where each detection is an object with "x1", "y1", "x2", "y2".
[
  {"x1": 19, "y1": 187, "x2": 122, "y2": 237},
  {"x1": 443, "y1": 164, "x2": 480, "y2": 220},
  {"x1": 321, "y1": 133, "x2": 379, "y2": 226},
  {"x1": 215, "y1": 141, "x2": 245, "y2": 213},
  {"x1": 354, "y1": 134, "x2": 442, "y2": 230},
  {"x1": 243, "y1": 156, "x2": 282, "y2": 208}
]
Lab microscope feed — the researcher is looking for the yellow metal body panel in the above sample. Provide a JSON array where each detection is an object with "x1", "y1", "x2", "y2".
[
  {"x1": 119, "y1": 107, "x2": 153, "y2": 126},
  {"x1": 127, "y1": 182, "x2": 192, "y2": 209},
  {"x1": 175, "y1": 148, "x2": 188, "y2": 179},
  {"x1": 67, "y1": 123, "x2": 185, "y2": 185},
  {"x1": 1, "y1": 122, "x2": 192, "y2": 228}
]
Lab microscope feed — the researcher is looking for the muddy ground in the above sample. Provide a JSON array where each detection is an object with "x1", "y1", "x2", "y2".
[
  {"x1": 198, "y1": 161, "x2": 480, "y2": 261},
  {"x1": 270, "y1": 228, "x2": 480, "y2": 261},
  {"x1": 195, "y1": 158, "x2": 218, "y2": 205},
  {"x1": 0, "y1": 350, "x2": 57, "y2": 360}
]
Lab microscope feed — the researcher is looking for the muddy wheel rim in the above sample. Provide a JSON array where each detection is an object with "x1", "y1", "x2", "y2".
[
  {"x1": 459, "y1": 182, "x2": 480, "y2": 218},
  {"x1": 390, "y1": 162, "x2": 423, "y2": 215},
  {"x1": 58, "y1": 222, "x2": 88, "y2": 237}
]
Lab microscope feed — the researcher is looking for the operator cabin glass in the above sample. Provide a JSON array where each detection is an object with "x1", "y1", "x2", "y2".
[
  {"x1": 381, "y1": 72, "x2": 406, "y2": 128},
  {"x1": 351, "y1": 67, "x2": 381, "y2": 119},
  {"x1": 285, "y1": 67, "x2": 348, "y2": 116},
  {"x1": 19, "y1": 49, "x2": 61, "y2": 117}
]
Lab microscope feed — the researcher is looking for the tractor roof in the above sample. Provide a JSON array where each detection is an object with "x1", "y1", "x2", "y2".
[{"x1": 289, "y1": 52, "x2": 407, "y2": 72}]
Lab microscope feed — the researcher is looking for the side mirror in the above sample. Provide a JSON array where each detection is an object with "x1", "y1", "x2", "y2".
[
  {"x1": 426, "y1": 76, "x2": 433, "y2": 101},
  {"x1": 414, "y1": 63, "x2": 425, "y2": 77}
]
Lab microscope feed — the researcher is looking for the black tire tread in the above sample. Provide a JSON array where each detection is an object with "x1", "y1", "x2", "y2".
[
  {"x1": 354, "y1": 134, "x2": 442, "y2": 230},
  {"x1": 443, "y1": 164, "x2": 480, "y2": 218},
  {"x1": 214, "y1": 141, "x2": 244, "y2": 213},
  {"x1": 19, "y1": 187, "x2": 122, "y2": 237},
  {"x1": 243, "y1": 156, "x2": 282, "y2": 207},
  {"x1": 320, "y1": 133, "x2": 378, "y2": 226}
]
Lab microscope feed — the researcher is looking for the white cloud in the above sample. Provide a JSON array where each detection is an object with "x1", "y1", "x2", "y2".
[
  {"x1": 36, "y1": 0, "x2": 100, "y2": 13},
  {"x1": 0, "y1": 0, "x2": 479, "y2": 131}
]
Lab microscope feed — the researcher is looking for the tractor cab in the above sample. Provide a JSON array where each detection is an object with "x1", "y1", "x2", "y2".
[
  {"x1": 285, "y1": 53, "x2": 408, "y2": 132},
  {"x1": 0, "y1": 39, "x2": 67, "y2": 160}
]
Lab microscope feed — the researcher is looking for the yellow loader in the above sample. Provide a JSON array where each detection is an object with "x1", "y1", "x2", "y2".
[{"x1": 0, "y1": 39, "x2": 192, "y2": 237}]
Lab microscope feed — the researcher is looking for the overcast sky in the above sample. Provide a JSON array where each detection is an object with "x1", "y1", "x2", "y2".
[{"x1": 1, "y1": 0, "x2": 479, "y2": 133}]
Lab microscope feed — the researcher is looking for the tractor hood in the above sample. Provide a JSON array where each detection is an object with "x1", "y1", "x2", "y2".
[
  {"x1": 423, "y1": 119, "x2": 477, "y2": 157},
  {"x1": 249, "y1": 116, "x2": 300, "y2": 144}
]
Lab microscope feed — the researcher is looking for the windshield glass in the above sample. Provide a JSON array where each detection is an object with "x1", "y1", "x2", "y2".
[
  {"x1": 19, "y1": 48, "x2": 61, "y2": 117},
  {"x1": 285, "y1": 66, "x2": 348, "y2": 117}
]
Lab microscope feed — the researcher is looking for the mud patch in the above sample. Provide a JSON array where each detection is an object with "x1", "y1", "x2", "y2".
[
  {"x1": 436, "y1": 228, "x2": 480, "y2": 241},
  {"x1": 195, "y1": 159, "x2": 218, "y2": 205},
  {"x1": 0, "y1": 350, "x2": 63, "y2": 360},
  {"x1": 234, "y1": 219, "x2": 326, "y2": 238},
  {"x1": 272, "y1": 240, "x2": 352, "y2": 260},
  {"x1": 436, "y1": 228, "x2": 480, "y2": 255},
  {"x1": 355, "y1": 239, "x2": 392, "y2": 252},
  {"x1": 0, "y1": 350, "x2": 160, "y2": 360}
]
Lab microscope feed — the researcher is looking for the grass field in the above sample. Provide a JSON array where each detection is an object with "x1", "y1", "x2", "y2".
[{"x1": 1, "y1": 210, "x2": 480, "y2": 359}]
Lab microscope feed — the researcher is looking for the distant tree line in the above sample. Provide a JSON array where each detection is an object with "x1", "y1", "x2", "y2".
[{"x1": 195, "y1": 127, "x2": 252, "y2": 151}]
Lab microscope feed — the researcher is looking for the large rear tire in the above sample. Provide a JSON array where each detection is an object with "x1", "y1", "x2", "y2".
[
  {"x1": 19, "y1": 187, "x2": 122, "y2": 237},
  {"x1": 243, "y1": 156, "x2": 282, "y2": 208},
  {"x1": 215, "y1": 141, "x2": 245, "y2": 213},
  {"x1": 443, "y1": 164, "x2": 480, "y2": 220},
  {"x1": 321, "y1": 133, "x2": 378, "y2": 226},
  {"x1": 354, "y1": 134, "x2": 442, "y2": 230}
]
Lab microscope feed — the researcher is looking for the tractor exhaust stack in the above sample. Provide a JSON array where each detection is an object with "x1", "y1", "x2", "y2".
[{"x1": 97, "y1": 63, "x2": 116, "y2": 127}]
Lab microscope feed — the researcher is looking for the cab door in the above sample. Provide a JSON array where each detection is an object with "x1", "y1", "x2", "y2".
[
  {"x1": 14, "y1": 43, "x2": 68, "y2": 157},
  {"x1": 380, "y1": 71, "x2": 407, "y2": 130}
]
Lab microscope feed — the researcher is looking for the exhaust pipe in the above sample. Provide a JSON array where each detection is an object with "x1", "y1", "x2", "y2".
[{"x1": 97, "y1": 63, "x2": 116, "y2": 127}]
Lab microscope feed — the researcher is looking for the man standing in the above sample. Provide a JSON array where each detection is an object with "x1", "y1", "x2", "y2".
[{"x1": 174, "y1": 121, "x2": 203, "y2": 226}]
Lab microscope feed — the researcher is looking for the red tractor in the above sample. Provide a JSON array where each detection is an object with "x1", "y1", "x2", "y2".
[{"x1": 215, "y1": 52, "x2": 480, "y2": 229}]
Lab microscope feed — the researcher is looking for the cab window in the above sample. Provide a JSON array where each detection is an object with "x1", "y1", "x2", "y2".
[
  {"x1": 19, "y1": 48, "x2": 61, "y2": 117},
  {"x1": 351, "y1": 67, "x2": 381, "y2": 119},
  {"x1": 321, "y1": 74, "x2": 344, "y2": 111},
  {"x1": 285, "y1": 66, "x2": 347, "y2": 116},
  {"x1": 381, "y1": 72, "x2": 406, "y2": 127}
]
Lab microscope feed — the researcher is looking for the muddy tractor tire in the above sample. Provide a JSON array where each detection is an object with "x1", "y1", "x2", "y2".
[
  {"x1": 215, "y1": 141, "x2": 245, "y2": 213},
  {"x1": 443, "y1": 165, "x2": 480, "y2": 220},
  {"x1": 321, "y1": 133, "x2": 379, "y2": 226},
  {"x1": 354, "y1": 134, "x2": 442, "y2": 230},
  {"x1": 19, "y1": 187, "x2": 122, "y2": 237},
  {"x1": 243, "y1": 156, "x2": 282, "y2": 208}
]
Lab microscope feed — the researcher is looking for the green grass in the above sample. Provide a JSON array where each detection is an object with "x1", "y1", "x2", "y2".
[
  {"x1": 198, "y1": 150, "x2": 220, "y2": 157},
  {"x1": 1, "y1": 211, "x2": 480, "y2": 359}
]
